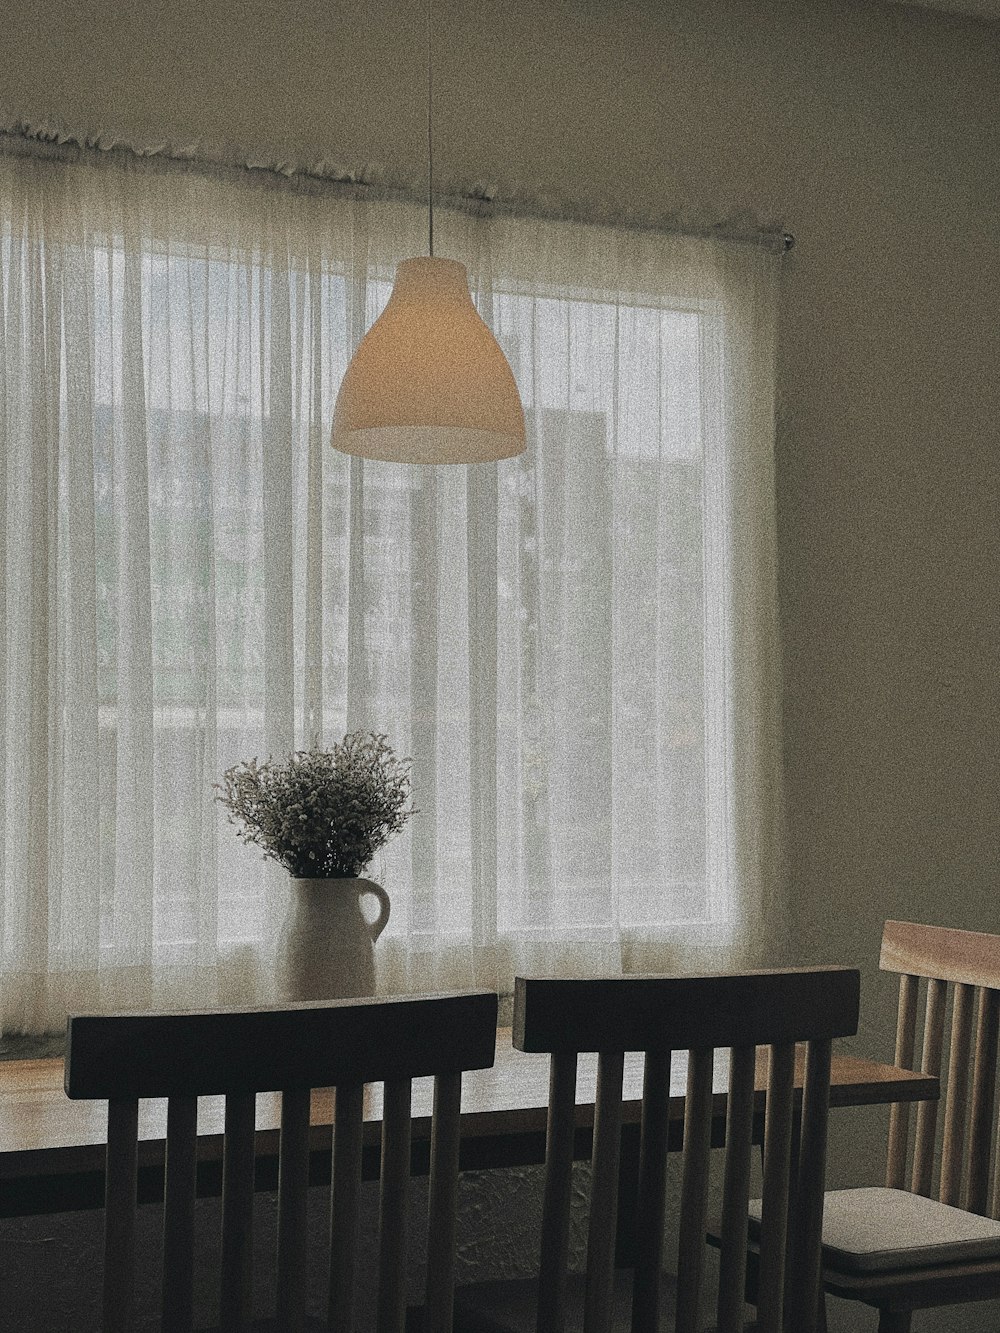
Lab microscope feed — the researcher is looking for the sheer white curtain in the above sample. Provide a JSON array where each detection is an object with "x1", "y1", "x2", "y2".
[{"x1": 0, "y1": 144, "x2": 784, "y2": 1035}]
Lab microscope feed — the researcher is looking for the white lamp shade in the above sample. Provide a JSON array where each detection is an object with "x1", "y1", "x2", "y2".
[{"x1": 330, "y1": 257, "x2": 526, "y2": 464}]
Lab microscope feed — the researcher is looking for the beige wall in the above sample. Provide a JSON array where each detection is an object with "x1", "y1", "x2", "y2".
[{"x1": 3, "y1": 1, "x2": 999, "y2": 1325}]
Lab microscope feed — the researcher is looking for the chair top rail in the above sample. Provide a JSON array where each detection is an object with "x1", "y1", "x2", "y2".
[
  {"x1": 65, "y1": 991, "x2": 498, "y2": 1100},
  {"x1": 512, "y1": 968, "x2": 860, "y2": 1054},
  {"x1": 881, "y1": 921, "x2": 1000, "y2": 990}
]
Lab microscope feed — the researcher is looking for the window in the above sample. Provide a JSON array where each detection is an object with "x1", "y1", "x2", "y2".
[{"x1": 0, "y1": 146, "x2": 783, "y2": 1033}]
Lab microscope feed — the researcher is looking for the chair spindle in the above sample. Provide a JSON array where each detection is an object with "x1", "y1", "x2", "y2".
[
  {"x1": 940, "y1": 983, "x2": 974, "y2": 1206},
  {"x1": 276, "y1": 1086, "x2": 311, "y2": 1331},
  {"x1": 792, "y1": 1038, "x2": 833, "y2": 1333},
  {"x1": 675, "y1": 1047, "x2": 714, "y2": 1333},
  {"x1": 377, "y1": 1076, "x2": 413, "y2": 1333},
  {"x1": 886, "y1": 973, "x2": 919, "y2": 1188},
  {"x1": 583, "y1": 1048, "x2": 625, "y2": 1333},
  {"x1": 328, "y1": 1082, "x2": 366, "y2": 1333},
  {"x1": 967, "y1": 987, "x2": 999, "y2": 1215},
  {"x1": 220, "y1": 1091, "x2": 257, "y2": 1332},
  {"x1": 758, "y1": 1041, "x2": 795, "y2": 1333},
  {"x1": 104, "y1": 1096, "x2": 139, "y2": 1333},
  {"x1": 911, "y1": 978, "x2": 947, "y2": 1197},
  {"x1": 716, "y1": 1044, "x2": 756, "y2": 1333},
  {"x1": 631, "y1": 1049, "x2": 672, "y2": 1333},
  {"x1": 162, "y1": 1094, "x2": 198, "y2": 1333},
  {"x1": 537, "y1": 1051, "x2": 578, "y2": 1333},
  {"x1": 425, "y1": 1070, "x2": 463, "y2": 1333}
]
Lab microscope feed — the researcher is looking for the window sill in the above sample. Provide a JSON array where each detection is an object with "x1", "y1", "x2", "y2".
[{"x1": 0, "y1": 1034, "x2": 66, "y2": 1062}]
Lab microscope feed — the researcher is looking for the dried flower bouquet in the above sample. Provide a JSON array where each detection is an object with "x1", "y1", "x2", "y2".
[{"x1": 215, "y1": 731, "x2": 415, "y2": 879}]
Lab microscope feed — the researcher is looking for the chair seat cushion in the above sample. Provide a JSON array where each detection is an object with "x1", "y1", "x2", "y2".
[{"x1": 748, "y1": 1187, "x2": 1000, "y2": 1273}]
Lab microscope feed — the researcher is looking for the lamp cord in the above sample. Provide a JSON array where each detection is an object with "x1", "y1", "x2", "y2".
[{"x1": 427, "y1": 0, "x2": 434, "y2": 257}]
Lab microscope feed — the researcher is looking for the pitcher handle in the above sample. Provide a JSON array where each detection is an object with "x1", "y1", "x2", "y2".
[{"x1": 361, "y1": 881, "x2": 391, "y2": 941}]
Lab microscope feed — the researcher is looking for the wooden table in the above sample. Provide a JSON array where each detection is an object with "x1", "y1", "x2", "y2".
[{"x1": 0, "y1": 1031, "x2": 937, "y2": 1219}]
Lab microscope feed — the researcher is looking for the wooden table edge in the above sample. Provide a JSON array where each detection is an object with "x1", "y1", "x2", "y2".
[{"x1": 0, "y1": 1048, "x2": 938, "y2": 1216}]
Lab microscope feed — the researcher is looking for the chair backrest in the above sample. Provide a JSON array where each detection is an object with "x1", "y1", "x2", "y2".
[
  {"x1": 881, "y1": 919, "x2": 1000, "y2": 1215},
  {"x1": 65, "y1": 990, "x2": 498, "y2": 1333},
  {"x1": 513, "y1": 968, "x2": 860, "y2": 1333}
]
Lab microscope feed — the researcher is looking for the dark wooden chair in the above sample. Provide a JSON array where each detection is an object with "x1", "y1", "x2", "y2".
[
  {"x1": 64, "y1": 990, "x2": 498, "y2": 1333},
  {"x1": 453, "y1": 967, "x2": 860, "y2": 1333},
  {"x1": 819, "y1": 921, "x2": 1000, "y2": 1332}
]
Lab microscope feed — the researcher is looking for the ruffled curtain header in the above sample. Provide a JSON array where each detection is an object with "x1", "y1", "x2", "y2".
[{"x1": 0, "y1": 116, "x2": 790, "y2": 252}]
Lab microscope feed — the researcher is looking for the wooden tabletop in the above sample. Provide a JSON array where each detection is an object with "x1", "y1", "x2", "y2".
[{"x1": 0, "y1": 1031, "x2": 936, "y2": 1217}]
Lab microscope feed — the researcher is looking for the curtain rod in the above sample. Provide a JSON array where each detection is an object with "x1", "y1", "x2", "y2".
[{"x1": 0, "y1": 123, "x2": 795, "y2": 254}]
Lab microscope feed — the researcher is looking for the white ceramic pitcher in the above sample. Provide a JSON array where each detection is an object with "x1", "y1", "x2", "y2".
[{"x1": 277, "y1": 875, "x2": 391, "y2": 1002}]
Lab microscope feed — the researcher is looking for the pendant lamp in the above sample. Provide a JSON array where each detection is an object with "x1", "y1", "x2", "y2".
[{"x1": 330, "y1": 1, "x2": 526, "y2": 464}]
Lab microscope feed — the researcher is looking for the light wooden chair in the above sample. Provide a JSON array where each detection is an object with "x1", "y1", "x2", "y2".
[
  {"x1": 64, "y1": 990, "x2": 498, "y2": 1333},
  {"x1": 453, "y1": 967, "x2": 860, "y2": 1333},
  {"x1": 818, "y1": 921, "x2": 1000, "y2": 1332}
]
